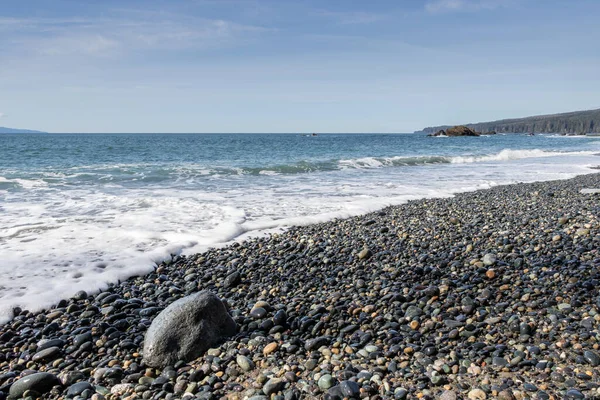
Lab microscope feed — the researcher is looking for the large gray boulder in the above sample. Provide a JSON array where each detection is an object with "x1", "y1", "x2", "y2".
[{"x1": 142, "y1": 291, "x2": 237, "y2": 368}]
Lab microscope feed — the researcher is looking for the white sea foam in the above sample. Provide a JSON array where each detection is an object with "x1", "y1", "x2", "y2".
[
  {"x1": 338, "y1": 149, "x2": 594, "y2": 170},
  {"x1": 0, "y1": 148, "x2": 598, "y2": 323},
  {"x1": 449, "y1": 149, "x2": 594, "y2": 163}
]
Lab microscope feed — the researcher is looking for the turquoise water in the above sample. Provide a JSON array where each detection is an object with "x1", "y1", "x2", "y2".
[{"x1": 0, "y1": 132, "x2": 599, "y2": 322}]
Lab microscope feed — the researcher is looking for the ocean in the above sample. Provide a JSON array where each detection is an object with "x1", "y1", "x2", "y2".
[{"x1": 0, "y1": 132, "x2": 599, "y2": 323}]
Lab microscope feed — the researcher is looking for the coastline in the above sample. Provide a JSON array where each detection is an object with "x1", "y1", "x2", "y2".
[{"x1": 1, "y1": 172, "x2": 599, "y2": 399}]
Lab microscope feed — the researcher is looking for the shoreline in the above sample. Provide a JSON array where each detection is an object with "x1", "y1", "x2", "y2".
[
  {"x1": 1, "y1": 173, "x2": 599, "y2": 399},
  {"x1": 2, "y1": 137, "x2": 598, "y2": 325}
]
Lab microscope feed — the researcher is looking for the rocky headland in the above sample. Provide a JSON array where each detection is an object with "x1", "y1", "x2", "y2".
[
  {"x1": 418, "y1": 108, "x2": 600, "y2": 136},
  {"x1": 1, "y1": 174, "x2": 599, "y2": 400}
]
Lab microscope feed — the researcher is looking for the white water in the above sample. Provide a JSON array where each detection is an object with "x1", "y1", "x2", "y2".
[{"x1": 0, "y1": 148, "x2": 598, "y2": 323}]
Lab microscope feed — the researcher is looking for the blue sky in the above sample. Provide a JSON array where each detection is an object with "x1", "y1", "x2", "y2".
[{"x1": 0, "y1": 0, "x2": 599, "y2": 133}]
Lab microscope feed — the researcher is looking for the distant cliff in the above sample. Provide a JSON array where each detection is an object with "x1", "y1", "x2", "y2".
[
  {"x1": 417, "y1": 108, "x2": 600, "y2": 135},
  {"x1": 0, "y1": 126, "x2": 46, "y2": 134}
]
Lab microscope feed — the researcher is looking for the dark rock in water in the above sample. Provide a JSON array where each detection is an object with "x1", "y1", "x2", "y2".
[
  {"x1": 66, "y1": 381, "x2": 94, "y2": 397},
  {"x1": 142, "y1": 291, "x2": 237, "y2": 368},
  {"x1": 428, "y1": 129, "x2": 447, "y2": 137},
  {"x1": 73, "y1": 290, "x2": 88, "y2": 300},
  {"x1": 223, "y1": 271, "x2": 241, "y2": 288},
  {"x1": 8, "y1": 372, "x2": 61, "y2": 399},
  {"x1": 446, "y1": 125, "x2": 480, "y2": 136},
  {"x1": 428, "y1": 125, "x2": 481, "y2": 137},
  {"x1": 481, "y1": 130, "x2": 497, "y2": 135}
]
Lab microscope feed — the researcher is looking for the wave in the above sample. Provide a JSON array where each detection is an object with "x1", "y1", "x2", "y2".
[
  {"x1": 221, "y1": 149, "x2": 594, "y2": 174},
  {"x1": 449, "y1": 149, "x2": 594, "y2": 164},
  {"x1": 339, "y1": 149, "x2": 594, "y2": 169},
  {"x1": 1, "y1": 149, "x2": 594, "y2": 190}
]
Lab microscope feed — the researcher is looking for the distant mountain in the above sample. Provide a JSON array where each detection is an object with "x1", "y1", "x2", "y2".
[
  {"x1": 416, "y1": 108, "x2": 600, "y2": 135},
  {"x1": 0, "y1": 126, "x2": 46, "y2": 134}
]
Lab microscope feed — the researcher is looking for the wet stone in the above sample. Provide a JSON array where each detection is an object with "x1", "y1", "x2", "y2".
[
  {"x1": 250, "y1": 307, "x2": 267, "y2": 319},
  {"x1": 584, "y1": 350, "x2": 600, "y2": 366},
  {"x1": 263, "y1": 379, "x2": 285, "y2": 396},
  {"x1": 66, "y1": 382, "x2": 95, "y2": 398},
  {"x1": 32, "y1": 347, "x2": 62, "y2": 362},
  {"x1": 9, "y1": 372, "x2": 61, "y2": 399},
  {"x1": 339, "y1": 380, "x2": 360, "y2": 398},
  {"x1": 317, "y1": 374, "x2": 335, "y2": 391}
]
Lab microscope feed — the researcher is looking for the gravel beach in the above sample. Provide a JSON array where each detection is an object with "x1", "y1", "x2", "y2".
[{"x1": 1, "y1": 173, "x2": 599, "y2": 400}]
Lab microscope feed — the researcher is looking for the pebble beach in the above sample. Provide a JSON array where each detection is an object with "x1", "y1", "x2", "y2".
[{"x1": 1, "y1": 172, "x2": 599, "y2": 400}]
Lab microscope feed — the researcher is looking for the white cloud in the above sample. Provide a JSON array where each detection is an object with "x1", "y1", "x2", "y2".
[
  {"x1": 425, "y1": 0, "x2": 510, "y2": 13},
  {"x1": 0, "y1": 113, "x2": 4, "y2": 119}
]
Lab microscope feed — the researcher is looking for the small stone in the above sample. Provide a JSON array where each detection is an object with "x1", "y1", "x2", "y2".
[
  {"x1": 439, "y1": 390, "x2": 458, "y2": 400},
  {"x1": 73, "y1": 290, "x2": 88, "y2": 300},
  {"x1": 110, "y1": 383, "x2": 133, "y2": 395},
  {"x1": 558, "y1": 303, "x2": 572, "y2": 311},
  {"x1": 263, "y1": 342, "x2": 278, "y2": 356},
  {"x1": 317, "y1": 374, "x2": 335, "y2": 390},
  {"x1": 9, "y1": 372, "x2": 61, "y2": 399},
  {"x1": 493, "y1": 357, "x2": 508, "y2": 367},
  {"x1": 358, "y1": 247, "x2": 371, "y2": 260},
  {"x1": 404, "y1": 305, "x2": 423, "y2": 319},
  {"x1": 236, "y1": 355, "x2": 254, "y2": 372},
  {"x1": 32, "y1": 347, "x2": 61, "y2": 363},
  {"x1": 482, "y1": 254, "x2": 496, "y2": 266},
  {"x1": 250, "y1": 307, "x2": 267, "y2": 319},
  {"x1": 584, "y1": 350, "x2": 600, "y2": 366},
  {"x1": 394, "y1": 388, "x2": 408, "y2": 399},
  {"x1": 498, "y1": 390, "x2": 516, "y2": 400},
  {"x1": 304, "y1": 359, "x2": 318, "y2": 370},
  {"x1": 223, "y1": 271, "x2": 241, "y2": 288},
  {"x1": 468, "y1": 388, "x2": 487, "y2": 400},
  {"x1": 66, "y1": 382, "x2": 94, "y2": 398},
  {"x1": 263, "y1": 378, "x2": 285, "y2": 396},
  {"x1": 486, "y1": 269, "x2": 496, "y2": 279},
  {"x1": 305, "y1": 336, "x2": 329, "y2": 351},
  {"x1": 565, "y1": 389, "x2": 585, "y2": 399},
  {"x1": 523, "y1": 383, "x2": 537, "y2": 392},
  {"x1": 339, "y1": 380, "x2": 360, "y2": 398}
]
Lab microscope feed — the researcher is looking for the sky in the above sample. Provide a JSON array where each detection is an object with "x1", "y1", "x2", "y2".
[{"x1": 0, "y1": 0, "x2": 599, "y2": 133}]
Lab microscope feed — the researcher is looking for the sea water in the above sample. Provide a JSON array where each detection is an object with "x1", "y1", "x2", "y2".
[{"x1": 0, "y1": 132, "x2": 599, "y2": 322}]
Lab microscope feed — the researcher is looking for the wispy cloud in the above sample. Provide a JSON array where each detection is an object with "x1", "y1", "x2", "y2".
[
  {"x1": 0, "y1": 113, "x2": 4, "y2": 119},
  {"x1": 316, "y1": 10, "x2": 386, "y2": 25},
  {"x1": 425, "y1": 0, "x2": 511, "y2": 13},
  {"x1": 0, "y1": 12, "x2": 271, "y2": 59}
]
